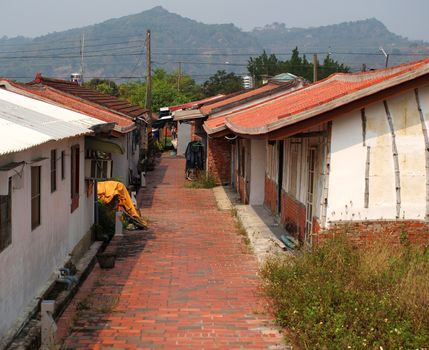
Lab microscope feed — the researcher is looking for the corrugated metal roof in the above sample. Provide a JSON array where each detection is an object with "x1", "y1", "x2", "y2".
[
  {"x1": 0, "y1": 89, "x2": 105, "y2": 155},
  {"x1": 173, "y1": 109, "x2": 205, "y2": 121},
  {"x1": 270, "y1": 73, "x2": 298, "y2": 82}
]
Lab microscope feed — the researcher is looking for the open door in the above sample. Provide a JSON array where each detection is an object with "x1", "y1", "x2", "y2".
[{"x1": 305, "y1": 147, "x2": 316, "y2": 243}]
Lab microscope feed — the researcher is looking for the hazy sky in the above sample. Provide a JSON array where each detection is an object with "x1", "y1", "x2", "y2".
[{"x1": 1, "y1": 0, "x2": 428, "y2": 41}]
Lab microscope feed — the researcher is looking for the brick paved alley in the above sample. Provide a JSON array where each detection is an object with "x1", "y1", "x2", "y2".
[{"x1": 59, "y1": 157, "x2": 285, "y2": 350}]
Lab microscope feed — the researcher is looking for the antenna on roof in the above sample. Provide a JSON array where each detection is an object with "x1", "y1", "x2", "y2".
[{"x1": 379, "y1": 47, "x2": 389, "y2": 68}]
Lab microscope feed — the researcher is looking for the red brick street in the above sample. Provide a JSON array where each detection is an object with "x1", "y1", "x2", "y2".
[{"x1": 58, "y1": 157, "x2": 284, "y2": 349}]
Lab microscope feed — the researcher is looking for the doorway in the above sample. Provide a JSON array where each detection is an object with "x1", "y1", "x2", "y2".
[
  {"x1": 277, "y1": 141, "x2": 284, "y2": 215},
  {"x1": 305, "y1": 148, "x2": 316, "y2": 242}
]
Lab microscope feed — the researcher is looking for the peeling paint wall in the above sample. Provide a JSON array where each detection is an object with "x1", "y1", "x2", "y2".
[
  {"x1": 0, "y1": 137, "x2": 93, "y2": 341},
  {"x1": 327, "y1": 86, "x2": 429, "y2": 223}
]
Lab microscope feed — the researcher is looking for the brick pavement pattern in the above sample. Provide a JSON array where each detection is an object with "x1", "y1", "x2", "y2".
[{"x1": 61, "y1": 157, "x2": 285, "y2": 349}]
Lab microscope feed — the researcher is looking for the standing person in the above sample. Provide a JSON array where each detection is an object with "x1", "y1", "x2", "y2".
[{"x1": 171, "y1": 125, "x2": 177, "y2": 139}]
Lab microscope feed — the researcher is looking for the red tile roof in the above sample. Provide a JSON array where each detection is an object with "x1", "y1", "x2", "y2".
[
  {"x1": 168, "y1": 94, "x2": 225, "y2": 112},
  {"x1": 204, "y1": 79, "x2": 307, "y2": 135},
  {"x1": 200, "y1": 80, "x2": 305, "y2": 116},
  {"x1": 0, "y1": 80, "x2": 135, "y2": 134},
  {"x1": 223, "y1": 58, "x2": 429, "y2": 136},
  {"x1": 28, "y1": 74, "x2": 148, "y2": 120}
]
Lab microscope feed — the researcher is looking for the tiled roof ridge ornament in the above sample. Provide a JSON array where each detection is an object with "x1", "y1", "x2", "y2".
[{"x1": 34, "y1": 72, "x2": 43, "y2": 84}]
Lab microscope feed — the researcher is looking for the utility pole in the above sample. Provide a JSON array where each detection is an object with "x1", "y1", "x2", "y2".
[
  {"x1": 177, "y1": 61, "x2": 182, "y2": 92},
  {"x1": 313, "y1": 53, "x2": 318, "y2": 83},
  {"x1": 145, "y1": 30, "x2": 152, "y2": 121},
  {"x1": 80, "y1": 33, "x2": 85, "y2": 83}
]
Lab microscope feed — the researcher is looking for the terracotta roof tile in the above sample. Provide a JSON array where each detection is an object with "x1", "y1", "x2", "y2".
[
  {"x1": 168, "y1": 94, "x2": 225, "y2": 112},
  {"x1": 200, "y1": 80, "x2": 303, "y2": 116},
  {"x1": 204, "y1": 79, "x2": 306, "y2": 135},
  {"x1": 0, "y1": 80, "x2": 135, "y2": 134},
  {"x1": 28, "y1": 74, "x2": 148, "y2": 119},
  {"x1": 224, "y1": 58, "x2": 429, "y2": 135}
]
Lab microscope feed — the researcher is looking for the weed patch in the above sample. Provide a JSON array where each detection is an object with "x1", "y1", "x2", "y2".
[
  {"x1": 261, "y1": 237, "x2": 429, "y2": 349},
  {"x1": 185, "y1": 172, "x2": 217, "y2": 189}
]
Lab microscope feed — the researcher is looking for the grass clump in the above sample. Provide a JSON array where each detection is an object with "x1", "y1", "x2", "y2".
[
  {"x1": 261, "y1": 236, "x2": 429, "y2": 349},
  {"x1": 185, "y1": 172, "x2": 217, "y2": 189}
]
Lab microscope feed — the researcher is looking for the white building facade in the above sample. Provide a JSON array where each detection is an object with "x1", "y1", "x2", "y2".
[{"x1": 0, "y1": 89, "x2": 104, "y2": 344}]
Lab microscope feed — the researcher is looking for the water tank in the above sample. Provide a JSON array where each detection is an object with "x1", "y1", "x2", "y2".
[
  {"x1": 70, "y1": 73, "x2": 83, "y2": 85},
  {"x1": 242, "y1": 75, "x2": 253, "y2": 89}
]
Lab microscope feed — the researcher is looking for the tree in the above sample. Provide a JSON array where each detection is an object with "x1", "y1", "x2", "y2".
[
  {"x1": 84, "y1": 78, "x2": 120, "y2": 97},
  {"x1": 319, "y1": 54, "x2": 350, "y2": 79},
  {"x1": 247, "y1": 48, "x2": 350, "y2": 85},
  {"x1": 247, "y1": 51, "x2": 280, "y2": 84},
  {"x1": 118, "y1": 68, "x2": 202, "y2": 112},
  {"x1": 202, "y1": 70, "x2": 244, "y2": 97}
]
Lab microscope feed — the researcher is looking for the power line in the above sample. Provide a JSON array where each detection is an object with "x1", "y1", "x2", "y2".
[{"x1": 0, "y1": 39, "x2": 145, "y2": 55}]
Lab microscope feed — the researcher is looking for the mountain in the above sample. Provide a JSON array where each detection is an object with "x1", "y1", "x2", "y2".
[{"x1": 0, "y1": 7, "x2": 427, "y2": 82}]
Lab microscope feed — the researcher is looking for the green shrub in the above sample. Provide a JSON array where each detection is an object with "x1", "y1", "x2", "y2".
[
  {"x1": 261, "y1": 237, "x2": 429, "y2": 349},
  {"x1": 185, "y1": 172, "x2": 217, "y2": 189},
  {"x1": 153, "y1": 140, "x2": 164, "y2": 153}
]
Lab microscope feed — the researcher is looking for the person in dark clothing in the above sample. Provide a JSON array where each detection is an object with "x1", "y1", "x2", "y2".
[{"x1": 185, "y1": 141, "x2": 205, "y2": 178}]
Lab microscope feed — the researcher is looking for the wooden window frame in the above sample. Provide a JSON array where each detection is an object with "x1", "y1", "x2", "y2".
[
  {"x1": 51, "y1": 149, "x2": 57, "y2": 192},
  {"x1": 0, "y1": 177, "x2": 12, "y2": 253},
  {"x1": 61, "y1": 150, "x2": 65, "y2": 180},
  {"x1": 31, "y1": 166, "x2": 41, "y2": 230}
]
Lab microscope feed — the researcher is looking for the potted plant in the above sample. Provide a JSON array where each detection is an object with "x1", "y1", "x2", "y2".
[{"x1": 96, "y1": 253, "x2": 116, "y2": 269}]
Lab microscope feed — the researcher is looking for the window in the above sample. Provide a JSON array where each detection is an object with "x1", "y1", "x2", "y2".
[
  {"x1": 0, "y1": 177, "x2": 12, "y2": 252},
  {"x1": 71, "y1": 145, "x2": 80, "y2": 212},
  {"x1": 31, "y1": 167, "x2": 41, "y2": 230},
  {"x1": 61, "y1": 151, "x2": 65, "y2": 180},
  {"x1": 51, "y1": 149, "x2": 57, "y2": 192}
]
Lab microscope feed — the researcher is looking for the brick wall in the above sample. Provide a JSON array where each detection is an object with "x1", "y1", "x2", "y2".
[
  {"x1": 280, "y1": 191, "x2": 306, "y2": 242},
  {"x1": 314, "y1": 220, "x2": 429, "y2": 246},
  {"x1": 264, "y1": 179, "x2": 309, "y2": 243},
  {"x1": 207, "y1": 137, "x2": 231, "y2": 185},
  {"x1": 264, "y1": 176, "x2": 277, "y2": 213},
  {"x1": 191, "y1": 121, "x2": 203, "y2": 142}
]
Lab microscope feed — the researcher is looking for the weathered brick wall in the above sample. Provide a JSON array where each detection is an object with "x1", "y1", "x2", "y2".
[
  {"x1": 190, "y1": 122, "x2": 199, "y2": 142},
  {"x1": 314, "y1": 220, "x2": 429, "y2": 245},
  {"x1": 207, "y1": 137, "x2": 231, "y2": 185},
  {"x1": 280, "y1": 191, "x2": 306, "y2": 242},
  {"x1": 264, "y1": 176, "x2": 277, "y2": 213}
]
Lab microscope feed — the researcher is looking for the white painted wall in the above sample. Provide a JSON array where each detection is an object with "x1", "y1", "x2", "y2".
[
  {"x1": 178, "y1": 122, "x2": 192, "y2": 156},
  {"x1": 0, "y1": 136, "x2": 93, "y2": 342},
  {"x1": 111, "y1": 136, "x2": 128, "y2": 185},
  {"x1": 111, "y1": 132, "x2": 140, "y2": 186},
  {"x1": 249, "y1": 139, "x2": 266, "y2": 205},
  {"x1": 327, "y1": 87, "x2": 429, "y2": 223}
]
